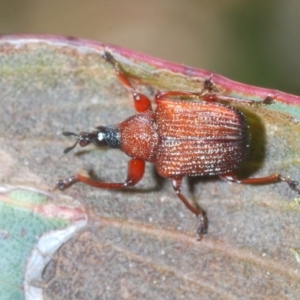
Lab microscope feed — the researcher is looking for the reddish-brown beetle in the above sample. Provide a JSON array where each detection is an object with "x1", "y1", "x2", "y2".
[{"x1": 57, "y1": 52, "x2": 300, "y2": 238}]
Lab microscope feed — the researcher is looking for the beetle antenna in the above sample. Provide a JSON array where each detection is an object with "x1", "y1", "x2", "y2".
[{"x1": 62, "y1": 131, "x2": 80, "y2": 154}]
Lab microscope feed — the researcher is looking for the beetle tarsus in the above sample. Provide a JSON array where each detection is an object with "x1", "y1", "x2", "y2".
[
  {"x1": 262, "y1": 96, "x2": 275, "y2": 105},
  {"x1": 203, "y1": 76, "x2": 215, "y2": 92},
  {"x1": 281, "y1": 177, "x2": 300, "y2": 194},
  {"x1": 102, "y1": 51, "x2": 114, "y2": 63},
  {"x1": 56, "y1": 176, "x2": 78, "y2": 190},
  {"x1": 197, "y1": 214, "x2": 208, "y2": 241}
]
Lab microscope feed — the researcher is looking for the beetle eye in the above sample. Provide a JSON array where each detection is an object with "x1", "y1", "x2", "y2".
[{"x1": 97, "y1": 132, "x2": 105, "y2": 142}]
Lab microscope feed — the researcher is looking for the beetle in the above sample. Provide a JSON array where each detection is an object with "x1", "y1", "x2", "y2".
[{"x1": 56, "y1": 51, "x2": 300, "y2": 238}]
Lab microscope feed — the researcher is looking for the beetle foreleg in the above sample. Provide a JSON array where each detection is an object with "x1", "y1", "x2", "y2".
[
  {"x1": 56, "y1": 158, "x2": 145, "y2": 190},
  {"x1": 56, "y1": 175, "x2": 78, "y2": 190},
  {"x1": 219, "y1": 172, "x2": 300, "y2": 194},
  {"x1": 171, "y1": 177, "x2": 208, "y2": 239},
  {"x1": 102, "y1": 51, "x2": 152, "y2": 113}
]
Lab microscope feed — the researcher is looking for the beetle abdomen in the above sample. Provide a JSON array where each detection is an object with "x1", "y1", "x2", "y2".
[{"x1": 155, "y1": 99, "x2": 249, "y2": 177}]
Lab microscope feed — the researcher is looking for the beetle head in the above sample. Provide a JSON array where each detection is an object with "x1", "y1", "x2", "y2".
[{"x1": 62, "y1": 131, "x2": 99, "y2": 154}]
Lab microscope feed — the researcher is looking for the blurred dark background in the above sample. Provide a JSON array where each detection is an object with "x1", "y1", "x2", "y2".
[{"x1": 0, "y1": 0, "x2": 299, "y2": 95}]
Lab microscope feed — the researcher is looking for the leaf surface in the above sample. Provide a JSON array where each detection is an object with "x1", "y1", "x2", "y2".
[{"x1": 0, "y1": 35, "x2": 300, "y2": 299}]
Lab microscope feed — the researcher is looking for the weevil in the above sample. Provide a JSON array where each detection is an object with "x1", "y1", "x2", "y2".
[{"x1": 56, "y1": 51, "x2": 300, "y2": 239}]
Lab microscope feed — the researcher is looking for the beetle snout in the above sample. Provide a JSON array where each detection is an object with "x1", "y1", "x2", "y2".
[
  {"x1": 78, "y1": 132, "x2": 95, "y2": 147},
  {"x1": 62, "y1": 131, "x2": 94, "y2": 154}
]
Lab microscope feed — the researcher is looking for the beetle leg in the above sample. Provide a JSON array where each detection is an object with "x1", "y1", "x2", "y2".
[
  {"x1": 102, "y1": 51, "x2": 152, "y2": 113},
  {"x1": 56, "y1": 158, "x2": 145, "y2": 190},
  {"x1": 201, "y1": 93, "x2": 275, "y2": 106},
  {"x1": 171, "y1": 177, "x2": 208, "y2": 239},
  {"x1": 155, "y1": 91, "x2": 203, "y2": 102},
  {"x1": 56, "y1": 175, "x2": 78, "y2": 189},
  {"x1": 155, "y1": 89, "x2": 275, "y2": 106},
  {"x1": 219, "y1": 171, "x2": 300, "y2": 194}
]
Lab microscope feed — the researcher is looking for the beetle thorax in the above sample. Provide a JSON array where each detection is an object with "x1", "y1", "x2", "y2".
[{"x1": 119, "y1": 111, "x2": 158, "y2": 162}]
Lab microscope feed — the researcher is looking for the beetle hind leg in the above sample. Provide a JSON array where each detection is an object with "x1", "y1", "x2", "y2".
[
  {"x1": 219, "y1": 172, "x2": 300, "y2": 194},
  {"x1": 171, "y1": 177, "x2": 208, "y2": 240}
]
